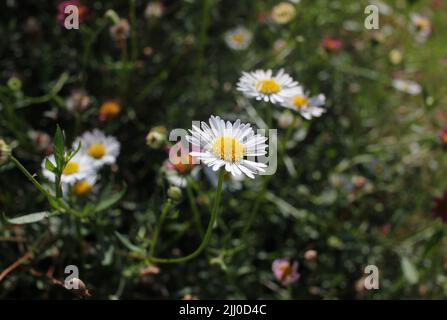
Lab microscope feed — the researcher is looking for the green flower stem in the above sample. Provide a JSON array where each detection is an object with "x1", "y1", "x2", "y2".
[
  {"x1": 148, "y1": 200, "x2": 173, "y2": 259},
  {"x1": 186, "y1": 176, "x2": 205, "y2": 236},
  {"x1": 241, "y1": 115, "x2": 297, "y2": 238},
  {"x1": 10, "y1": 155, "x2": 74, "y2": 216},
  {"x1": 10, "y1": 156, "x2": 52, "y2": 199},
  {"x1": 149, "y1": 169, "x2": 225, "y2": 264}
]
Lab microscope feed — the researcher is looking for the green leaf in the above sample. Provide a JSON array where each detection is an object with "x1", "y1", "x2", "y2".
[
  {"x1": 45, "y1": 158, "x2": 56, "y2": 172},
  {"x1": 54, "y1": 125, "x2": 65, "y2": 169},
  {"x1": 114, "y1": 231, "x2": 144, "y2": 254},
  {"x1": 401, "y1": 257, "x2": 419, "y2": 285},
  {"x1": 94, "y1": 185, "x2": 127, "y2": 213},
  {"x1": 2, "y1": 211, "x2": 52, "y2": 224}
]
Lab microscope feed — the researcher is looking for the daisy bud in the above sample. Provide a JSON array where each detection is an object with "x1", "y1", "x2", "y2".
[
  {"x1": 139, "y1": 265, "x2": 160, "y2": 277},
  {"x1": 167, "y1": 186, "x2": 182, "y2": 201},
  {"x1": 64, "y1": 277, "x2": 91, "y2": 298},
  {"x1": 146, "y1": 126, "x2": 167, "y2": 149},
  {"x1": 0, "y1": 138, "x2": 11, "y2": 166},
  {"x1": 304, "y1": 249, "x2": 318, "y2": 261},
  {"x1": 7, "y1": 76, "x2": 22, "y2": 92}
]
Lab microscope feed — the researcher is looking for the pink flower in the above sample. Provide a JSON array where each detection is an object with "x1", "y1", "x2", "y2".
[
  {"x1": 57, "y1": 0, "x2": 88, "y2": 26},
  {"x1": 321, "y1": 37, "x2": 342, "y2": 52},
  {"x1": 272, "y1": 259, "x2": 300, "y2": 286},
  {"x1": 438, "y1": 126, "x2": 447, "y2": 145}
]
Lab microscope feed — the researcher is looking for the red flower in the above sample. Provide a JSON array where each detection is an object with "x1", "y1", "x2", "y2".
[
  {"x1": 57, "y1": 0, "x2": 88, "y2": 26},
  {"x1": 438, "y1": 126, "x2": 447, "y2": 145},
  {"x1": 321, "y1": 37, "x2": 342, "y2": 52}
]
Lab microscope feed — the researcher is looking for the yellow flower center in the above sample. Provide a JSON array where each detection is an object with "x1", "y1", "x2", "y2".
[
  {"x1": 232, "y1": 33, "x2": 244, "y2": 44},
  {"x1": 415, "y1": 18, "x2": 429, "y2": 29},
  {"x1": 63, "y1": 161, "x2": 80, "y2": 175},
  {"x1": 87, "y1": 143, "x2": 106, "y2": 159},
  {"x1": 292, "y1": 95, "x2": 309, "y2": 109},
  {"x1": 211, "y1": 136, "x2": 246, "y2": 162},
  {"x1": 73, "y1": 180, "x2": 92, "y2": 197},
  {"x1": 256, "y1": 79, "x2": 281, "y2": 95}
]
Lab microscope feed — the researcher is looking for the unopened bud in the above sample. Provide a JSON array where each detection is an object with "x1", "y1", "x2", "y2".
[
  {"x1": 146, "y1": 126, "x2": 167, "y2": 149},
  {"x1": 304, "y1": 249, "x2": 318, "y2": 261},
  {"x1": 0, "y1": 138, "x2": 11, "y2": 166},
  {"x1": 167, "y1": 186, "x2": 182, "y2": 200}
]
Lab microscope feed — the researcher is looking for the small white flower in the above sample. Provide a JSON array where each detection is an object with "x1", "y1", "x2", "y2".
[
  {"x1": 410, "y1": 13, "x2": 431, "y2": 43},
  {"x1": 281, "y1": 86, "x2": 326, "y2": 120},
  {"x1": 237, "y1": 69, "x2": 301, "y2": 104},
  {"x1": 74, "y1": 129, "x2": 120, "y2": 168},
  {"x1": 186, "y1": 115, "x2": 268, "y2": 179},
  {"x1": 224, "y1": 26, "x2": 252, "y2": 51},
  {"x1": 42, "y1": 153, "x2": 96, "y2": 185},
  {"x1": 392, "y1": 79, "x2": 422, "y2": 96}
]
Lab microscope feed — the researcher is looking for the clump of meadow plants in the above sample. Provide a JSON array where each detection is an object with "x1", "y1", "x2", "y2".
[{"x1": 1, "y1": 0, "x2": 447, "y2": 300}]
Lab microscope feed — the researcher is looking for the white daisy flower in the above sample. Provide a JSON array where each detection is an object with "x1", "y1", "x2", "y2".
[
  {"x1": 392, "y1": 79, "x2": 422, "y2": 96},
  {"x1": 68, "y1": 175, "x2": 98, "y2": 197},
  {"x1": 224, "y1": 26, "x2": 252, "y2": 51},
  {"x1": 42, "y1": 153, "x2": 96, "y2": 185},
  {"x1": 186, "y1": 115, "x2": 268, "y2": 179},
  {"x1": 281, "y1": 86, "x2": 326, "y2": 120},
  {"x1": 237, "y1": 69, "x2": 301, "y2": 104},
  {"x1": 74, "y1": 129, "x2": 120, "y2": 168},
  {"x1": 410, "y1": 13, "x2": 431, "y2": 43}
]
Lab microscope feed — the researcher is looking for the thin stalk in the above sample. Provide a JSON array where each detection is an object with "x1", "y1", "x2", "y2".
[
  {"x1": 149, "y1": 170, "x2": 225, "y2": 264},
  {"x1": 148, "y1": 200, "x2": 173, "y2": 258},
  {"x1": 186, "y1": 177, "x2": 204, "y2": 236},
  {"x1": 10, "y1": 156, "x2": 52, "y2": 199}
]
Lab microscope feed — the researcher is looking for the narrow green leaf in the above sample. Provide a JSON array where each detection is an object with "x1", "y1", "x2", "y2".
[
  {"x1": 54, "y1": 125, "x2": 65, "y2": 169},
  {"x1": 45, "y1": 158, "x2": 56, "y2": 172},
  {"x1": 114, "y1": 231, "x2": 144, "y2": 254},
  {"x1": 401, "y1": 257, "x2": 419, "y2": 285},
  {"x1": 94, "y1": 185, "x2": 126, "y2": 213},
  {"x1": 3, "y1": 211, "x2": 52, "y2": 224}
]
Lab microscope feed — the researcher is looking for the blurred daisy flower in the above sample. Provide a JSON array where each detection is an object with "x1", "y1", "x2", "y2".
[
  {"x1": 71, "y1": 175, "x2": 98, "y2": 197},
  {"x1": 186, "y1": 115, "x2": 268, "y2": 179},
  {"x1": 109, "y1": 19, "x2": 130, "y2": 47},
  {"x1": 146, "y1": 126, "x2": 167, "y2": 149},
  {"x1": 145, "y1": 2, "x2": 164, "y2": 19},
  {"x1": 224, "y1": 26, "x2": 252, "y2": 51},
  {"x1": 237, "y1": 69, "x2": 300, "y2": 104},
  {"x1": 65, "y1": 89, "x2": 91, "y2": 113},
  {"x1": 389, "y1": 49, "x2": 403, "y2": 65},
  {"x1": 28, "y1": 130, "x2": 52, "y2": 155},
  {"x1": 438, "y1": 126, "x2": 447, "y2": 145},
  {"x1": 392, "y1": 79, "x2": 422, "y2": 96},
  {"x1": 272, "y1": 259, "x2": 300, "y2": 286},
  {"x1": 271, "y1": 2, "x2": 296, "y2": 25},
  {"x1": 74, "y1": 130, "x2": 120, "y2": 168},
  {"x1": 410, "y1": 13, "x2": 431, "y2": 43},
  {"x1": 99, "y1": 100, "x2": 121, "y2": 121},
  {"x1": 281, "y1": 86, "x2": 326, "y2": 120},
  {"x1": 42, "y1": 153, "x2": 95, "y2": 185}
]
